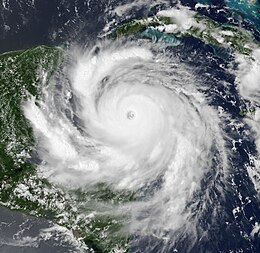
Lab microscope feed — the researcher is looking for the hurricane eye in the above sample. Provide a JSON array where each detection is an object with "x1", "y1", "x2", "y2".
[{"x1": 127, "y1": 111, "x2": 135, "y2": 120}]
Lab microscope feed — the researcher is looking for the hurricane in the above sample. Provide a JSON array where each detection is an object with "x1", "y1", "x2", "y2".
[
  {"x1": 22, "y1": 39, "x2": 230, "y2": 251},
  {"x1": 0, "y1": 1, "x2": 258, "y2": 252}
]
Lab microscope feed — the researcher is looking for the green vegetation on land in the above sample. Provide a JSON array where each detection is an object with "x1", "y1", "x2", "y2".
[
  {"x1": 115, "y1": 11, "x2": 260, "y2": 55},
  {"x1": 0, "y1": 46, "x2": 131, "y2": 252}
]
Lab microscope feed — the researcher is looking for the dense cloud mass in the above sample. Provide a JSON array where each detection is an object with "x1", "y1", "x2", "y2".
[
  {"x1": 8, "y1": 0, "x2": 259, "y2": 252},
  {"x1": 23, "y1": 40, "x2": 228, "y2": 245}
]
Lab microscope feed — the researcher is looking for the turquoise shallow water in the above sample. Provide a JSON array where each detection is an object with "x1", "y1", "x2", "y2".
[
  {"x1": 196, "y1": 0, "x2": 260, "y2": 30},
  {"x1": 141, "y1": 29, "x2": 181, "y2": 45},
  {"x1": 225, "y1": 0, "x2": 260, "y2": 28},
  {"x1": 1, "y1": 0, "x2": 260, "y2": 252}
]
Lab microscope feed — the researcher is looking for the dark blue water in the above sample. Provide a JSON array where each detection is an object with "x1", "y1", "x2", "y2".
[
  {"x1": 1, "y1": 1, "x2": 259, "y2": 54},
  {"x1": 1, "y1": 1, "x2": 260, "y2": 252},
  {"x1": 129, "y1": 35, "x2": 260, "y2": 253},
  {"x1": 0, "y1": 0, "x2": 180, "y2": 53},
  {"x1": 0, "y1": 0, "x2": 107, "y2": 53}
]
